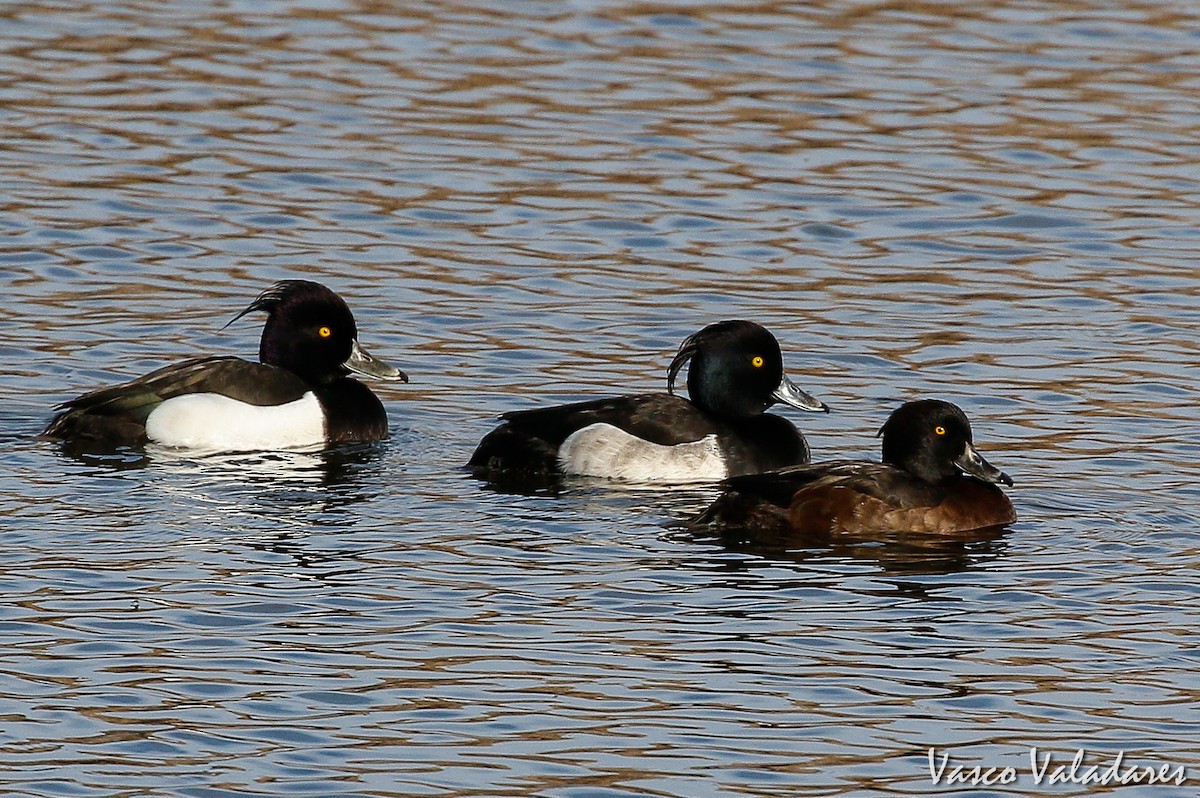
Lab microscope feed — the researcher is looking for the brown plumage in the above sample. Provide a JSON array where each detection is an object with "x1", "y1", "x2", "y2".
[{"x1": 693, "y1": 400, "x2": 1016, "y2": 539}]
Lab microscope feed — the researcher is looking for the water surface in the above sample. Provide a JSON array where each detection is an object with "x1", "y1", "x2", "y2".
[{"x1": 2, "y1": 1, "x2": 1199, "y2": 796}]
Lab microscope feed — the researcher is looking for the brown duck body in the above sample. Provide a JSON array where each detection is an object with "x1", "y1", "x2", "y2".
[
  {"x1": 693, "y1": 400, "x2": 1016, "y2": 539},
  {"x1": 701, "y1": 461, "x2": 1015, "y2": 538}
]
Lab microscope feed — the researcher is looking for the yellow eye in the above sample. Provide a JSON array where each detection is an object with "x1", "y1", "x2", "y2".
[
  {"x1": 318, "y1": 326, "x2": 332, "y2": 339},
  {"x1": 751, "y1": 355, "x2": 764, "y2": 368},
  {"x1": 935, "y1": 425, "x2": 946, "y2": 436}
]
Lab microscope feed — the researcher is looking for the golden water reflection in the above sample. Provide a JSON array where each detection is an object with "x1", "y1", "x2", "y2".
[{"x1": 2, "y1": 1, "x2": 1199, "y2": 796}]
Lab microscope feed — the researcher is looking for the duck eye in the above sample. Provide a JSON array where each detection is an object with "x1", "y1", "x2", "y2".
[
  {"x1": 751, "y1": 355, "x2": 764, "y2": 368},
  {"x1": 318, "y1": 326, "x2": 332, "y2": 339},
  {"x1": 935, "y1": 425, "x2": 946, "y2": 436}
]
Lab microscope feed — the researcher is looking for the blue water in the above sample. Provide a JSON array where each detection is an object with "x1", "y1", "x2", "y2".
[{"x1": 2, "y1": 2, "x2": 1199, "y2": 796}]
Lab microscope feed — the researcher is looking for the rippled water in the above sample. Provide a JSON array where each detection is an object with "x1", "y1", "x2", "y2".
[{"x1": 3, "y1": 1, "x2": 1199, "y2": 796}]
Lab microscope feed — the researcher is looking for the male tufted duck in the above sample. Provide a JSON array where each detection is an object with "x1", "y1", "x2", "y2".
[
  {"x1": 468, "y1": 320, "x2": 828, "y2": 483},
  {"x1": 43, "y1": 280, "x2": 407, "y2": 451}
]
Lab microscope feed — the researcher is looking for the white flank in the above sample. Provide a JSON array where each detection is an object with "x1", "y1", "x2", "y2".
[
  {"x1": 557, "y1": 423, "x2": 727, "y2": 483},
  {"x1": 145, "y1": 392, "x2": 325, "y2": 451}
]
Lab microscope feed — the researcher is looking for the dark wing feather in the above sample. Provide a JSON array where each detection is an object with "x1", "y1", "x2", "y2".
[
  {"x1": 44, "y1": 357, "x2": 310, "y2": 443},
  {"x1": 498, "y1": 393, "x2": 712, "y2": 446},
  {"x1": 718, "y1": 461, "x2": 868, "y2": 504},
  {"x1": 689, "y1": 462, "x2": 855, "y2": 532},
  {"x1": 692, "y1": 461, "x2": 942, "y2": 535},
  {"x1": 469, "y1": 393, "x2": 708, "y2": 475}
]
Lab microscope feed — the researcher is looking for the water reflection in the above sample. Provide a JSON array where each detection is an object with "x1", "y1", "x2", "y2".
[
  {"x1": 50, "y1": 437, "x2": 383, "y2": 485},
  {"x1": 684, "y1": 523, "x2": 1011, "y2": 577},
  {"x1": 42, "y1": 437, "x2": 392, "y2": 543},
  {"x1": 490, "y1": 475, "x2": 1012, "y2": 577}
]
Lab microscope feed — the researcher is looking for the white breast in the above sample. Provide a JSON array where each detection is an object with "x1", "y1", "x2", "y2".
[
  {"x1": 557, "y1": 422, "x2": 728, "y2": 483},
  {"x1": 145, "y1": 392, "x2": 326, "y2": 451}
]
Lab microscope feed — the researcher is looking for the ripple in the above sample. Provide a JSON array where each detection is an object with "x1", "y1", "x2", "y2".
[{"x1": 2, "y1": 1, "x2": 1200, "y2": 796}]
